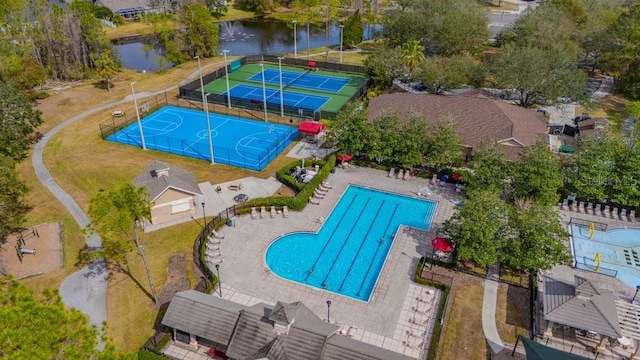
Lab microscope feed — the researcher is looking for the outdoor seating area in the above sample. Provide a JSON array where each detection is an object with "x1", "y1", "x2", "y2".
[
  {"x1": 558, "y1": 197, "x2": 637, "y2": 222},
  {"x1": 250, "y1": 206, "x2": 288, "y2": 219},
  {"x1": 227, "y1": 182, "x2": 243, "y2": 191}
]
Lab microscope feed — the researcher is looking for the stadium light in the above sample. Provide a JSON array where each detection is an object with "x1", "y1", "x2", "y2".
[
  {"x1": 259, "y1": 63, "x2": 268, "y2": 122},
  {"x1": 222, "y1": 50, "x2": 231, "y2": 109},
  {"x1": 292, "y1": 20, "x2": 298, "y2": 58},
  {"x1": 130, "y1": 82, "x2": 146, "y2": 150},
  {"x1": 195, "y1": 56, "x2": 214, "y2": 165},
  {"x1": 306, "y1": 21, "x2": 310, "y2": 60},
  {"x1": 339, "y1": 24, "x2": 344, "y2": 64},
  {"x1": 277, "y1": 57, "x2": 284, "y2": 117}
]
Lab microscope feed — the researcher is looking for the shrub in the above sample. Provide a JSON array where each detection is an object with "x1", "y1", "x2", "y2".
[{"x1": 138, "y1": 349, "x2": 169, "y2": 359}]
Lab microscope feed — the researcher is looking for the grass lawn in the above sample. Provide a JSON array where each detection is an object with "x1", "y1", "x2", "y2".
[
  {"x1": 577, "y1": 94, "x2": 630, "y2": 132},
  {"x1": 495, "y1": 284, "x2": 530, "y2": 344},
  {"x1": 440, "y1": 283, "x2": 487, "y2": 360},
  {"x1": 19, "y1": 56, "x2": 301, "y2": 351}
]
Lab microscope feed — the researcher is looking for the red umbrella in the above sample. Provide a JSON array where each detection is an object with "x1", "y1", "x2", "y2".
[
  {"x1": 431, "y1": 237, "x2": 453, "y2": 252},
  {"x1": 336, "y1": 154, "x2": 352, "y2": 162},
  {"x1": 452, "y1": 173, "x2": 463, "y2": 181}
]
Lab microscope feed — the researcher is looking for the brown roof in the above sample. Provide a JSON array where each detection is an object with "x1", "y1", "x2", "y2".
[{"x1": 367, "y1": 93, "x2": 548, "y2": 148}]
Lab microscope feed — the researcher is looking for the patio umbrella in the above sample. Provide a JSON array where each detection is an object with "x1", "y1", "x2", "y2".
[
  {"x1": 336, "y1": 154, "x2": 352, "y2": 162},
  {"x1": 431, "y1": 237, "x2": 453, "y2": 253},
  {"x1": 452, "y1": 173, "x2": 463, "y2": 181}
]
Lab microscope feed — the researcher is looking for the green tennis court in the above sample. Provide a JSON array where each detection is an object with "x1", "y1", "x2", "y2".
[{"x1": 202, "y1": 63, "x2": 369, "y2": 117}]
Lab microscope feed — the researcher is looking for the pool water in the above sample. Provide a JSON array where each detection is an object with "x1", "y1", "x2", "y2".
[
  {"x1": 265, "y1": 185, "x2": 437, "y2": 302},
  {"x1": 570, "y1": 224, "x2": 640, "y2": 288}
]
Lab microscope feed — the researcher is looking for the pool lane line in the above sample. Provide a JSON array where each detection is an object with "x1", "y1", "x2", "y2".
[
  {"x1": 337, "y1": 200, "x2": 386, "y2": 291},
  {"x1": 356, "y1": 203, "x2": 400, "y2": 297},
  {"x1": 321, "y1": 197, "x2": 372, "y2": 288},
  {"x1": 304, "y1": 195, "x2": 360, "y2": 281}
]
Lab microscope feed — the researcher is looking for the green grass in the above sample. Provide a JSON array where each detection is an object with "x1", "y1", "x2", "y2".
[{"x1": 202, "y1": 63, "x2": 368, "y2": 114}]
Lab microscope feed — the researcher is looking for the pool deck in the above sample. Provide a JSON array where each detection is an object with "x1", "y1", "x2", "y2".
[{"x1": 201, "y1": 166, "x2": 460, "y2": 358}]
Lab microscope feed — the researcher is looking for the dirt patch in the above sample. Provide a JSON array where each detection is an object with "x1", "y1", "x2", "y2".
[
  {"x1": 157, "y1": 253, "x2": 190, "y2": 307},
  {"x1": 0, "y1": 222, "x2": 63, "y2": 279}
]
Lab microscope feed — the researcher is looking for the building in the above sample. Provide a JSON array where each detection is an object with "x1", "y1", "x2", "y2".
[
  {"x1": 95, "y1": 0, "x2": 174, "y2": 19},
  {"x1": 367, "y1": 91, "x2": 548, "y2": 161},
  {"x1": 161, "y1": 290, "x2": 415, "y2": 360},
  {"x1": 133, "y1": 160, "x2": 202, "y2": 225}
]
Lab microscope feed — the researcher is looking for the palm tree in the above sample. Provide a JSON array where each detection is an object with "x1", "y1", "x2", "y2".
[{"x1": 401, "y1": 40, "x2": 425, "y2": 85}]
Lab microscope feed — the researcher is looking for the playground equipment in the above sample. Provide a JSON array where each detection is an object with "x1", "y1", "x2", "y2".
[
  {"x1": 589, "y1": 223, "x2": 595, "y2": 240},
  {"x1": 593, "y1": 252, "x2": 601, "y2": 272},
  {"x1": 20, "y1": 248, "x2": 36, "y2": 255}
]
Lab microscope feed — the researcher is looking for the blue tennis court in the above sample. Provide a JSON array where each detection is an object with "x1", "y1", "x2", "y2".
[
  {"x1": 225, "y1": 84, "x2": 329, "y2": 112},
  {"x1": 106, "y1": 105, "x2": 298, "y2": 171},
  {"x1": 249, "y1": 69, "x2": 349, "y2": 93}
]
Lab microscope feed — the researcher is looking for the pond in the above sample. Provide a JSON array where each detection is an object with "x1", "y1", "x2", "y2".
[{"x1": 112, "y1": 18, "x2": 380, "y2": 72}]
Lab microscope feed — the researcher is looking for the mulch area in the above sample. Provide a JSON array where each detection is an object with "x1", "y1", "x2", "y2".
[
  {"x1": 0, "y1": 222, "x2": 63, "y2": 279},
  {"x1": 157, "y1": 253, "x2": 190, "y2": 308}
]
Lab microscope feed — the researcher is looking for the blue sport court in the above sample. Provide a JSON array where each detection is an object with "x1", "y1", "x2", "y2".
[
  {"x1": 265, "y1": 185, "x2": 437, "y2": 301},
  {"x1": 225, "y1": 84, "x2": 329, "y2": 112},
  {"x1": 249, "y1": 69, "x2": 349, "y2": 93},
  {"x1": 106, "y1": 106, "x2": 298, "y2": 171}
]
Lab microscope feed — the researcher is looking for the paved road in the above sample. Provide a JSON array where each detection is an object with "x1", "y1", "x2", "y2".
[{"x1": 32, "y1": 61, "x2": 224, "y2": 329}]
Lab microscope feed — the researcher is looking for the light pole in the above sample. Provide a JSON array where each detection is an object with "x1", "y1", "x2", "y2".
[
  {"x1": 201, "y1": 202, "x2": 206, "y2": 226},
  {"x1": 130, "y1": 82, "x2": 146, "y2": 150},
  {"x1": 195, "y1": 56, "x2": 215, "y2": 165},
  {"x1": 306, "y1": 21, "x2": 310, "y2": 60},
  {"x1": 259, "y1": 63, "x2": 268, "y2": 122},
  {"x1": 222, "y1": 50, "x2": 231, "y2": 109},
  {"x1": 633, "y1": 285, "x2": 640, "y2": 303},
  {"x1": 326, "y1": 300, "x2": 331, "y2": 323},
  {"x1": 292, "y1": 20, "x2": 298, "y2": 58},
  {"x1": 215, "y1": 264, "x2": 222, "y2": 297},
  {"x1": 339, "y1": 24, "x2": 344, "y2": 64},
  {"x1": 277, "y1": 56, "x2": 284, "y2": 117}
]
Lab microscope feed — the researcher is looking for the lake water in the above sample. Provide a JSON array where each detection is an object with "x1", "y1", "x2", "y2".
[{"x1": 113, "y1": 18, "x2": 380, "y2": 72}]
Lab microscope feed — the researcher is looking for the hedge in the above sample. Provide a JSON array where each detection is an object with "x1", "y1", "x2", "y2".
[
  {"x1": 414, "y1": 257, "x2": 450, "y2": 360},
  {"x1": 138, "y1": 349, "x2": 169, "y2": 359}
]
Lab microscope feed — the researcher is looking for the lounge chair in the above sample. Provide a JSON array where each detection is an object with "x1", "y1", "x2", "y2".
[
  {"x1": 631, "y1": 210, "x2": 637, "y2": 222},
  {"x1": 309, "y1": 198, "x2": 321, "y2": 205},
  {"x1": 270, "y1": 206, "x2": 277, "y2": 218},
  {"x1": 388, "y1": 167, "x2": 395, "y2": 178},
  {"x1": 316, "y1": 216, "x2": 325, "y2": 224},
  {"x1": 316, "y1": 187, "x2": 328, "y2": 194},
  {"x1": 282, "y1": 206, "x2": 289, "y2": 218},
  {"x1": 313, "y1": 191, "x2": 325, "y2": 199},
  {"x1": 212, "y1": 230, "x2": 225, "y2": 239},
  {"x1": 397, "y1": 169, "x2": 404, "y2": 179},
  {"x1": 260, "y1": 206, "x2": 267, "y2": 219},
  {"x1": 321, "y1": 181, "x2": 333, "y2": 189},
  {"x1": 251, "y1": 207, "x2": 258, "y2": 219},
  {"x1": 403, "y1": 170, "x2": 409, "y2": 180},
  {"x1": 207, "y1": 237, "x2": 221, "y2": 245}
]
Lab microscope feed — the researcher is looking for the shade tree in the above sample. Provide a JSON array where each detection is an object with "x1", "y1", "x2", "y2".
[
  {"x1": 326, "y1": 101, "x2": 373, "y2": 157},
  {"x1": 424, "y1": 119, "x2": 463, "y2": 169},
  {"x1": 510, "y1": 141, "x2": 563, "y2": 206},
  {"x1": 416, "y1": 55, "x2": 484, "y2": 94},
  {"x1": 465, "y1": 141, "x2": 510, "y2": 195}
]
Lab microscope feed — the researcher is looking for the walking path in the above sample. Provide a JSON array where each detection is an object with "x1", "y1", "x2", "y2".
[{"x1": 32, "y1": 61, "x2": 226, "y2": 328}]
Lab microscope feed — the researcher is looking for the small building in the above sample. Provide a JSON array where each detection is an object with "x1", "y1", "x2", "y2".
[
  {"x1": 161, "y1": 290, "x2": 415, "y2": 360},
  {"x1": 133, "y1": 161, "x2": 202, "y2": 225},
  {"x1": 95, "y1": 0, "x2": 173, "y2": 19}
]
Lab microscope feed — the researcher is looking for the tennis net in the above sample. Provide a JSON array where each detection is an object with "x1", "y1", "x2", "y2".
[{"x1": 284, "y1": 69, "x2": 311, "y2": 90}]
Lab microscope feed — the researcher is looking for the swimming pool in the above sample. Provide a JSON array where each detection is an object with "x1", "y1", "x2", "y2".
[
  {"x1": 570, "y1": 224, "x2": 640, "y2": 288},
  {"x1": 265, "y1": 185, "x2": 438, "y2": 302}
]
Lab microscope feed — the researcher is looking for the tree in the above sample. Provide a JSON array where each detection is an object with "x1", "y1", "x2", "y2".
[
  {"x1": 416, "y1": 55, "x2": 484, "y2": 94},
  {"x1": 511, "y1": 141, "x2": 563, "y2": 206},
  {"x1": 466, "y1": 141, "x2": 510, "y2": 195},
  {"x1": 370, "y1": 111, "x2": 402, "y2": 164},
  {"x1": 180, "y1": 3, "x2": 220, "y2": 58},
  {"x1": 491, "y1": 44, "x2": 587, "y2": 107},
  {"x1": 0, "y1": 155, "x2": 31, "y2": 243},
  {"x1": 342, "y1": 10, "x2": 363, "y2": 48},
  {"x1": 86, "y1": 184, "x2": 158, "y2": 306},
  {"x1": 401, "y1": 40, "x2": 424, "y2": 84},
  {"x1": 610, "y1": 138, "x2": 640, "y2": 206},
  {"x1": 443, "y1": 190, "x2": 510, "y2": 268},
  {"x1": 205, "y1": 0, "x2": 228, "y2": 18},
  {"x1": 564, "y1": 134, "x2": 619, "y2": 201},
  {"x1": 237, "y1": 0, "x2": 274, "y2": 14},
  {"x1": 395, "y1": 112, "x2": 429, "y2": 168},
  {"x1": 503, "y1": 199, "x2": 570, "y2": 272},
  {"x1": 424, "y1": 119, "x2": 463, "y2": 169},
  {"x1": 93, "y1": 49, "x2": 119, "y2": 92},
  {"x1": 363, "y1": 45, "x2": 405, "y2": 87},
  {"x1": 326, "y1": 102, "x2": 373, "y2": 157},
  {"x1": 0, "y1": 276, "x2": 127, "y2": 359},
  {"x1": 380, "y1": 10, "x2": 426, "y2": 47},
  {"x1": 0, "y1": 81, "x2": 43, "y2": 162}
]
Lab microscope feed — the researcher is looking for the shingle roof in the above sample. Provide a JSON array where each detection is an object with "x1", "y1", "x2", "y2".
[
  {"x1": 161, "y1": 290, "x2": 244, "y2": 345},
  {"x1": 162, "y1": 291, "x2": 416, "y2": 360},
  {"x1": 96, "y1": 0, "x2": 152, "y2": 12},
  {"x1": 542, "y1": 275, "x2": 622, "y2": 338},
  {"x1": 132, "y1": 160, "x2": 201, "y2": 201},
  {"x1": 367, "y1": 92, "x2": 547, "y2": 148}
]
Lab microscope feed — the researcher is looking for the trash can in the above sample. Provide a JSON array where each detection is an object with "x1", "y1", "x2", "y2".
[
  {"x1": 227, "y1": 219, "x2": 233, "y2": 227},
  {"x1": 330, "y1": 167, "x2": 336, "y2": 174}
]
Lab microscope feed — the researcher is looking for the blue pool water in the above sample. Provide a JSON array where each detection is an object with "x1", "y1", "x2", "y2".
[
  {"x1": 571, "y1": 224, "x2": 640, "y2": 288},
  {"x1": 265, "y1": 185, "x2": 438, "y2": 302}
]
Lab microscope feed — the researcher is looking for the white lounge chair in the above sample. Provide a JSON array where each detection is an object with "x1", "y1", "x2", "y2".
[
  {"x1": 313, "y1": 191, "x2": 325, "y2": 199},
  {"x1": 388, "y1": 167, "x2": 395, "y2": 178},
  {"x1": 309, "y1": 198, "x2": 321, "y2": 205},
  {"x1": 321, "y1": 181, "x2": 333, "y2": 189},
  {"x1": 397, "y1": 169, "x2": 404, "y2": 179},
  {"x1": 260, "y1": 206, "x2": 267, "y2": 219},
  {"x1": 316, "y1": 187, "x2": 328, "y2": 194},
  {"x1": 207, "y1": 237, "x2": 221, "y2": 245},
  {"x1": 251, "y1": 207, "x2": 258, "y2": 219},
  {"x1": 403, "y1": 170, "x2": 409, "y2": 180},
  {"x1": 212, "y1": 230, "x2": 225, "y2": 239},
  {"x1": 282, "y1": 206, "x2": 289, "y2": 218},
  {"x1": 270, "y1": 206, "x2": 277, "y2": 218}
]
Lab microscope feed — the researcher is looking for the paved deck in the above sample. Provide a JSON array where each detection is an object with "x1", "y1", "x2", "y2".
[{"x1": 198, "y1": 167, "x2": 461, "y2": 358}]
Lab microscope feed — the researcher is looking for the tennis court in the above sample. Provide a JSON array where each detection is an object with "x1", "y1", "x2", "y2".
[
  {"x1": 106, "y1": 105, "x2": 297, "y2": 171},
  {"x1": 249, "y1": 69, "x2": 349, "y2": 93},
  {"x1": 225, "y1": 84, "x2": 329, "y2": 112}
]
